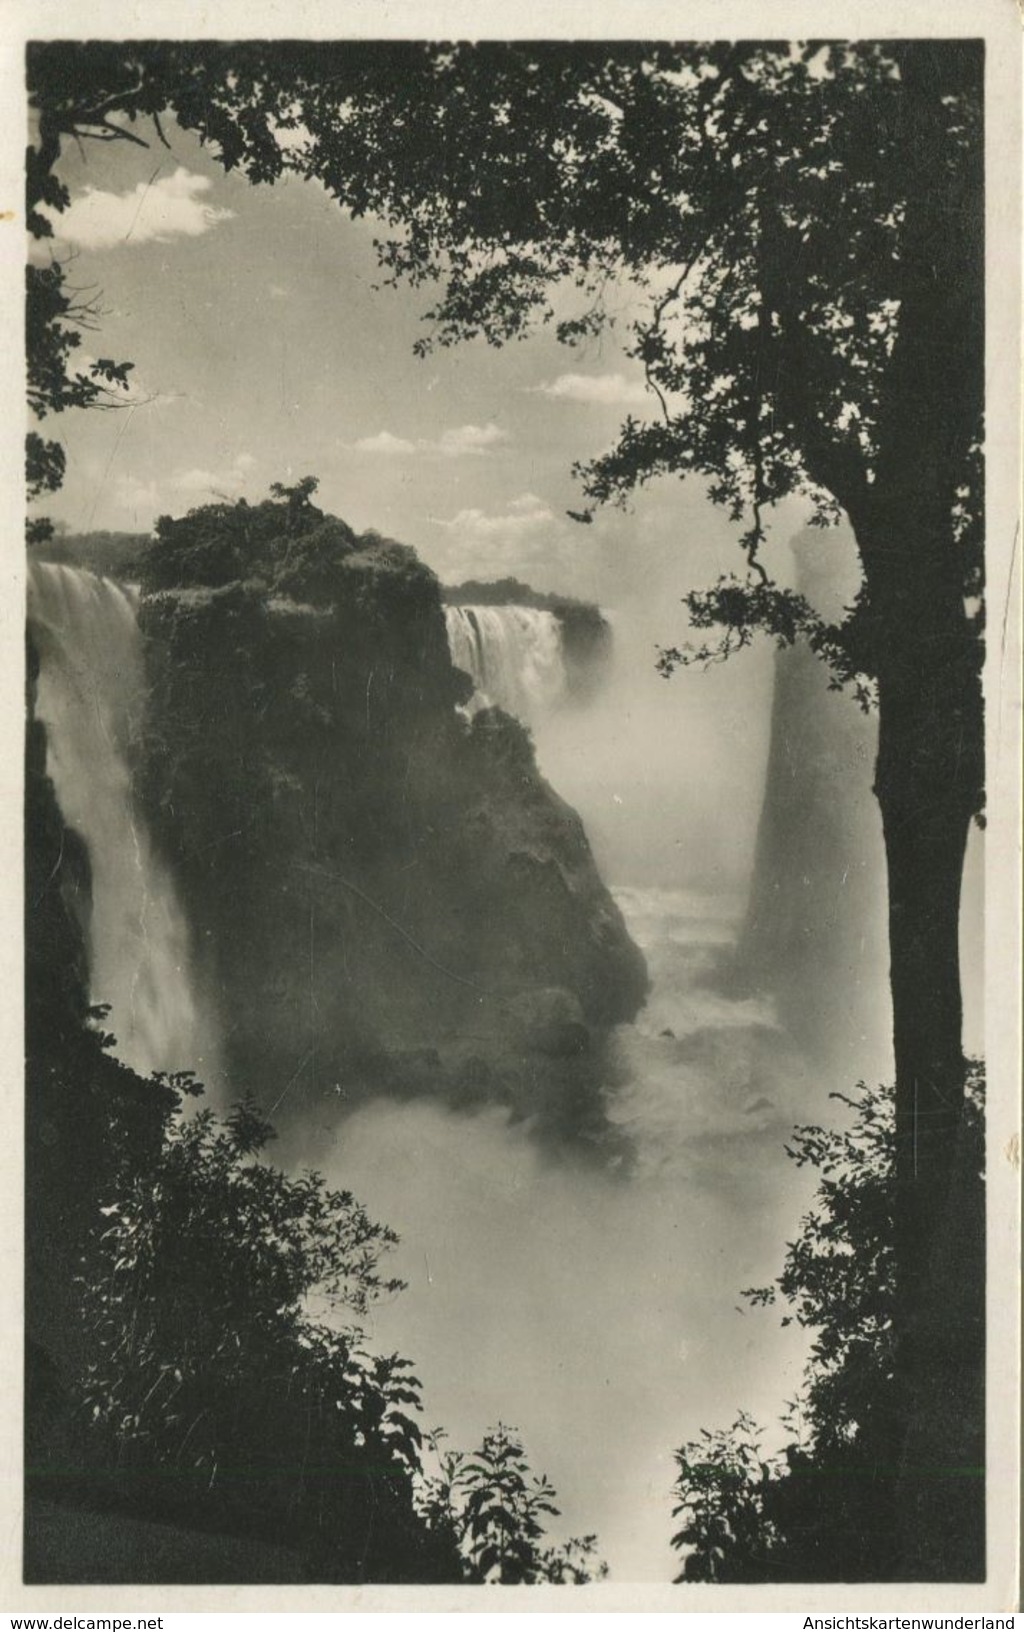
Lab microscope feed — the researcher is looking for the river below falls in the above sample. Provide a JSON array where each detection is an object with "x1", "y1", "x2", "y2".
[{"x1": 323, "y1": 882, "x2": 834, "y2": 1581}]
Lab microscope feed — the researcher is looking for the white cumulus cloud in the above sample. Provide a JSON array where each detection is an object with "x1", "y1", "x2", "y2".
[
  {"x1": 436, "y1": 422, "x2": 509, "y2": 456},
  {"x1": 427, "y1": 494, "x2": 578, "y2": 586},
  {"x1": 41, "y1": 167, "x2": 234, "y2": 250},
  {"x1": 171, "y1": 452, "x2": 257, "y2": 498},
  {"x1": 344, "y1": 422, "x2": 510, "y2": 458},
  {"x1": 531, "y1": 371, "x2": 649, "y2": 407},
  {"x1": 437, "y1": 495, "x2": 556, "y2": 541},
  {"x1": 112, "y1": 452, "x2": 257, "y2": 524},
  {"x1": 350, "y1": 431, "x2": 418, "y2": 456}
]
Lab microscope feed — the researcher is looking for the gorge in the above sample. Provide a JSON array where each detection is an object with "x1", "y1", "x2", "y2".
[{"x1": 25, "y1": 495, "x2": 897, "y2": 1580}]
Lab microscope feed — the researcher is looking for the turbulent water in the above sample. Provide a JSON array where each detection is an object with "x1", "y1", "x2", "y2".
[
  {"x1": 444, "y1": 604, "x2": 566, "y2": 722},
  {"x1": 27, "y1": 562, "x2": 217, "y2": 1084}
]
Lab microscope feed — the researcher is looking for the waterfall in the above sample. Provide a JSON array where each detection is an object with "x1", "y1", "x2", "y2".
[
  {"x1": 27, "y1": 562, "x2": 216, "y2": 1084},
  {"x1": 445, "y1": 605, "x2": 566, "y2": 723}
]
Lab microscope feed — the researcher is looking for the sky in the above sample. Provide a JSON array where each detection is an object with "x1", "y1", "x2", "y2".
[
  {"x1": 35, "y1": 121, "x2": 639, "y2": 582},
  {"x1": 34, "y1": 108, "x2": 862, "y2": 891},
  {"x1": 35, "y1": 114, "x2": 825, "y2": 603}
]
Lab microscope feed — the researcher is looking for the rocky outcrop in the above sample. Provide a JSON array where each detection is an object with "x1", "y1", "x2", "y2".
[
  {"x1": 135, "y1": 505, "x2": 647, "y2": 1144},
  {"x1": 723, "y1": 538, "x2": 888, "y2": 1072}
]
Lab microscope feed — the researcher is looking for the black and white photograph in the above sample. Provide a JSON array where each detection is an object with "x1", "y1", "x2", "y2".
[{"x1": 4, "y1": 0, "x2": 1020, "y2": 1610}]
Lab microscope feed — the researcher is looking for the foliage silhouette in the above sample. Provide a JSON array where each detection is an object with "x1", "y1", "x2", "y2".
[
  {"x1": 70, "y1": 1085, "x2": 458, "y2": 1580},
  {"x1": 137, "y1": 480, "x2": 360, "y2": 595},
  {"x1": 672, "y1": 1072, "x2": 985, "y2": 1583},
  {"x1": 419, "y1": 1425, "x2": 607, "y2": 1584}
]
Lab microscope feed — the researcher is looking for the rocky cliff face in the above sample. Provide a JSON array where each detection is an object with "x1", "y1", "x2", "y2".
[
  {"x1": 724, "y1": 537, "x2": 888, "y2": 1074},
  {"x1": 136, "y1": 505, "x2": 647, "y2": 1146}
]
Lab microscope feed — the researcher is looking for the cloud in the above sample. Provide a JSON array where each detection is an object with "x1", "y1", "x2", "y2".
[
  {"x1": 349, "y1": 431, "x2": 418, "y2": 456},
  {"x1": 427, "y1": 494, "x2": 582, "y2": 587},
  {"x1": 113, "y1": 474, "x2": 163, "y2": 517},
  {"x1": 531, "y1": 371, "x2": 649, "y2": 407},
  {"x1": 344, "y1": 422, "x2": 510, "y2": 458},
  {"x1": 436, "y1": 495, "x2": 556, "y2": 542},
  {"x1": 170, "y1": 452, "x2": 256, "y2": 498},
  {"x1": 112, "y1": 453, "x2": 257, "y2": 523},
  {"x1": 41, "y1": 167, "x2": 234, "y2": 250},
  {"x1": 436, "y1": 422, "x2": 509, "y2": 456}
]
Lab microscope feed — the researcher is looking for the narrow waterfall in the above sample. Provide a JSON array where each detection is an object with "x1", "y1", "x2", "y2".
[
  {"x1": 444, "y1": 605, "x2": 566, "y2": 723},
  {"x1": 27, "y1": 562, "x2": 215, "y2": 1084}
]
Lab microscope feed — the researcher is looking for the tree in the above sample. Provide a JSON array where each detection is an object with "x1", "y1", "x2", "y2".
[
  {"x1": 26, "y1": 37, "x2": 986, "y2": 1572},
  {"x1": 137, "y1": 481, "x2": 350, "y2": 591},
  {"x1": 26, "y1": 249, "x2": 138, "y2": 514},
  {"x1": 74, "y1": 1093, "x2": 430, "y2": 1568},
  {"x1": 672, "y1": 1071, "x2": 985, "y2": 1582},
  {"x1": 30, "y1": 1059, "x2": 462, "y2": 1581}
]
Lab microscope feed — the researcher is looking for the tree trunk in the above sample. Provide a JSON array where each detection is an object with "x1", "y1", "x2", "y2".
[
  {"x1": 850, "y1": 46, "x2": 986, "y2": 1574},
  {"x1": 859, "y1": 522, "x2": 985, "y2": 1584},
  {"x1": 873, "y1": 609, "x2": 979, "y2": 1265},
  {"x1": 851, "y1": 499, "x2": 985, "y2": 1578},
  {"x1": 861, "y1": 35, "x2": 984, "y2": 1286}
]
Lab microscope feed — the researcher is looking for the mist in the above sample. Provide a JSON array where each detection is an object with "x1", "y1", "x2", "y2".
[
  {"x1": 294, "y1": 510, "x2": 902, "y2": 1579},
  {"x1": 318, "y1": 1067, "x2": 814, "y2": 1578},
  {"x1": 31, "y1": 496, "x2": 981, "y2": 1580},
  {"x1": 532, "y1": 600, "x2": 774, "y2": 892}
]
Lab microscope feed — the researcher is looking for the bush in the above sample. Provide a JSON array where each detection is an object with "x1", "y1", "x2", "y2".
[
  {"x1": 57, "y1": 1086, "x2": 457, "y2": 1581},
  {"x1": 671, "y1": 1071, "x2": 985, "y2": 1583},
  {"x1": 418, "y1": 1424, "x2": 607, "y2": 1584}
]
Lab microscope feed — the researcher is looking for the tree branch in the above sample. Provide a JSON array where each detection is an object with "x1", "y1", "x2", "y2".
[
  {"x1": 152, "y1": 108, "x2": 172, "y2": 149},
  {"x1": 64, "y1": 77, "x2": 148, "y2": 129},
  {"x1": 79, "y1": 117, "x2": 151, "y2": 149}
]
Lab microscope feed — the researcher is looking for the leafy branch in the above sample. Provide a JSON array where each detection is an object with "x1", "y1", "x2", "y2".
[{"x1": 418, "y1": 1425, "x2": 607, "y2": 1584}]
